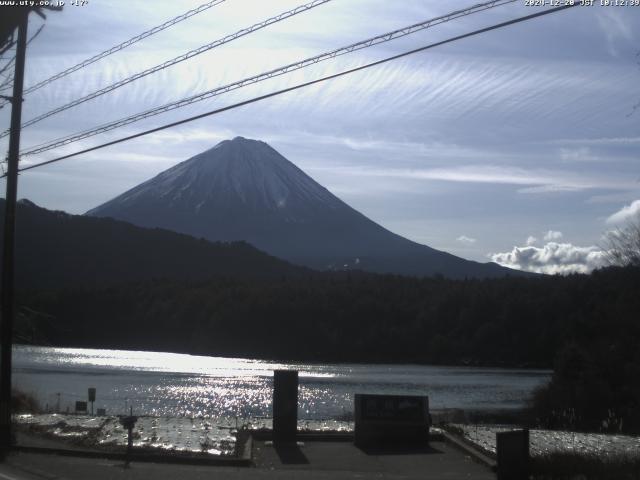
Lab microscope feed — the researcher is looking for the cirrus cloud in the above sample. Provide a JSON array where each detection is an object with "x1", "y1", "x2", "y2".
[{"x1": 456, "y1": 235, "x2": 477, "y2": 244}]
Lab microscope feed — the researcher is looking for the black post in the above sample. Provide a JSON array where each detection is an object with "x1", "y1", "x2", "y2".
[
  {"x1": 496, "y1": 429, "x2": 530, "y2": 480},
  {"x1": 126, "y1": 425, "x2": 133, "y2": 467},
  {"x1": 273, "y1": 370, "x2": 298, "y2": 442},
  {"x1": 0, "y1": 11, "x2": 29, "y2": 458},
  {"x1": 88, "y1": 387, "x2": 96, "y2": 416}
]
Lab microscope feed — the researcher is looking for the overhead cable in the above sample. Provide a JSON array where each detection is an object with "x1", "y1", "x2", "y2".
[
  {"x1": 0, "y1": 55, "x2": 16, "y2": 80},
  {"x1": 27, "y1": 24, "x2": 45, "y2": 46},
  {"x1": 19, "y1": 0, "x2": 517, "y2": 156},
  {"x1": 0, "y1": 0, "x2": 228, "y2": 109},
  {"x1": 6, "y1": 3, "x2": 578, "y2": 178},
  {"x1": 0, "y1": 70, "x2": 14, "y2": 91},
  {"x1": 0, "y1": 20, "x2": 43, "y2": 64},
  {"x1": 0, "y1": 25, "x2": 45, "y2": 106},
  {"x1": 0, "y1": 34, "x2": 14, "y2": 57},
  {"x1": 1, "y1": 0, "x2": 333, "y2": 137}
]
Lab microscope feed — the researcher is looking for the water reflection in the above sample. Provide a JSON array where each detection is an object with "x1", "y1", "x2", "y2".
[{"x1": 13, "y1": 346, "x2": 550, "y2": 419}]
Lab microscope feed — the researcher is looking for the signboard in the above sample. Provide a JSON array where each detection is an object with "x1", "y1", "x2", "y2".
[
  {"x1": 88, "y1": 388, "x2": 96, "y2": 402},
  {"x1": 361, "y1": 396, "x2": 425, "y2": 421},
  {"x1": 354, "y1": 394, "x2": 429, "y2": 447},
  {"x1": 75, "y1": 401, "x2": 87, "y2": 413}
]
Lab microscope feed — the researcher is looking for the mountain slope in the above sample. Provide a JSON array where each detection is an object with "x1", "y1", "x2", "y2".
[
  {"x1": 87, "y1": 137, "x2": 519, "y2": 278},
  {"x1": 0, "y1": 198, "x2": 307, "y2": 289}
]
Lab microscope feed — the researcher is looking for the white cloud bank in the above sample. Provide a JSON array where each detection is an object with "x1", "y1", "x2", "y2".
[
  {"x1": 490, "y1": 242, "x2": 608, "y2": 275},
  {"x1": 606, "y1": 200, "x2": 640, "y2": 225}
]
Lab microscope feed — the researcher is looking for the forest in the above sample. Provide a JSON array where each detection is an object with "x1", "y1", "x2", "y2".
[
  {"x1": 16, "y1": 265, "x2": 639, "y2": 366},
  {"x1": 15, "y1": 265, "x2": 640, "y2": 431}
]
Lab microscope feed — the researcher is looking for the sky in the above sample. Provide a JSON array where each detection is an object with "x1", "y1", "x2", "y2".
[{"x1": 0, "y1": 0, "x2": 639, "y2": 274}]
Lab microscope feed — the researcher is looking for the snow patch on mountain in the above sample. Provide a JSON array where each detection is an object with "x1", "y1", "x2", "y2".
[{"x1": 91, "y1": 137, "x2": 341, "y2": 221}]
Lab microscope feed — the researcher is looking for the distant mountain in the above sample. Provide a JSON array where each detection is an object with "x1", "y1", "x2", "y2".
[
  {"x1": 87, "y1": 137, "x2": 520, "y2": 278},
  {"x1": 0, "y1": 198, "x2": 307, "y2": 289}
]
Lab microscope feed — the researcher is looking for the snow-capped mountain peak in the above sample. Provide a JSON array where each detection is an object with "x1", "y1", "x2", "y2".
[
  {"x1": 101, "y1": 136, "x2": 341, "y2": 218},
  {"x1": 87, "y1": 137, "x2": 516, "y2": 278}
]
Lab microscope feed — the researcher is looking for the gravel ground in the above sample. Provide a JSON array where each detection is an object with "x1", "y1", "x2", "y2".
[{"x1": 454, "y1": 423, "x2": 640, "y2": 458}]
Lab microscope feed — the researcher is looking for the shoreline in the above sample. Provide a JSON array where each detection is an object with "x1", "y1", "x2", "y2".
[{"x1": 13, "y1": 343, "x2": 554, "y2": 371}]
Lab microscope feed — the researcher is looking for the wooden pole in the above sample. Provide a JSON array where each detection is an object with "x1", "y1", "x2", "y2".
[{"x1": 0, "y1": 10, "x2": 29, "y2": 457}]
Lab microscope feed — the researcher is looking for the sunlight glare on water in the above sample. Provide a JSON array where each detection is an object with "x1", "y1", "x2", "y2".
[{"x1": 13, "y1": 346, "x2": 550, "y2": 419}]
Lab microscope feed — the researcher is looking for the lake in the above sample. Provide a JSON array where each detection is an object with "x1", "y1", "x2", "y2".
[{"x1": 13, "y1": 345, "x2": 550, "y2": 419}]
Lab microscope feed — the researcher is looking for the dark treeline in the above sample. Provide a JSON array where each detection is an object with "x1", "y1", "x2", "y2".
[
  {"x1": 15, "y1": 266, "x2": 640, "y2": 431},
  {"x1": 16, "y1": 266, "x2": 640, "y2": 366}
]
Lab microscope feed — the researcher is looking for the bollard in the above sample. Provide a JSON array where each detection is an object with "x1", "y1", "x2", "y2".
[
  {"x1": 496, "y1": 429, "x2": 529, "y2": 480},
  {"x1": 119, "y1": 408, "x2": 138, "y2": 468},
  {"x1": 273, "y1": 370, "x2": 298, "y2": 442}
]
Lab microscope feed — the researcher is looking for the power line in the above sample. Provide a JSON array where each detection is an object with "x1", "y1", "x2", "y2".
[
  {"x1": 0, "y1": 0, "x2": 228, "y2": 110},
  {"x1": 6, "y1": 3, "x2": 578, "y2": 178},
  {"x1": 0, "y1": 0, "x2": 334, "y2": 138},
  {"x1": 26, "y1": 23, "x2": 45, "y2": 46},
  {"x1": 0, "y1": 73, "x2": 13, "y2": 92},
  {"x1": 0, "y1": 55, "x2": 16, "y2": 80},
  {"x1": 0, "y1": 80, "x2": 13, "y2": 94},
  {"x1": 0, "y1": 24, "x2": 44, "y2": 98},
  {"x1": 0, "y1": 36, "x2": 14, "y2": 57},
  {"x1": 18, "y1": 0, "x2": 517, "y2": 156}
]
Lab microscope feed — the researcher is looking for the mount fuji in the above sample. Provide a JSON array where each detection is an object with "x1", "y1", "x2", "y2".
[{"x1": 87, "y1": 137, "x2": 516, "y2": 278}]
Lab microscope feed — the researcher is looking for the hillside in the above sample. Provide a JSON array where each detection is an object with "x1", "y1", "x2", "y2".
[{"x1": 0, "y1": 198, "x2": 307, "y2": 289}]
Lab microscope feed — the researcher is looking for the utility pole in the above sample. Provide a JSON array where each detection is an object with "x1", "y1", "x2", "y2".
[{"x1": 0, "y1": 10, "x2": 29, "y2": 458}]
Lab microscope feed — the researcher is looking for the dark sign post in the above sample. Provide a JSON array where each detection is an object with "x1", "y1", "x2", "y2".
[
  {"x1": 88, "y1": 388, "x2": 96, "y2": 415},
  {"x1": 273, "y1": 370, "x2": 298, "y2": 442},
  {"x1": 496, "y1": 429, "x2": 529, "y2": 480}
]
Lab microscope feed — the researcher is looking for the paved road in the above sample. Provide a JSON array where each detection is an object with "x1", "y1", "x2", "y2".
[{"x1": 0, "y1": 441, "x2": 495, "y2": 480}]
